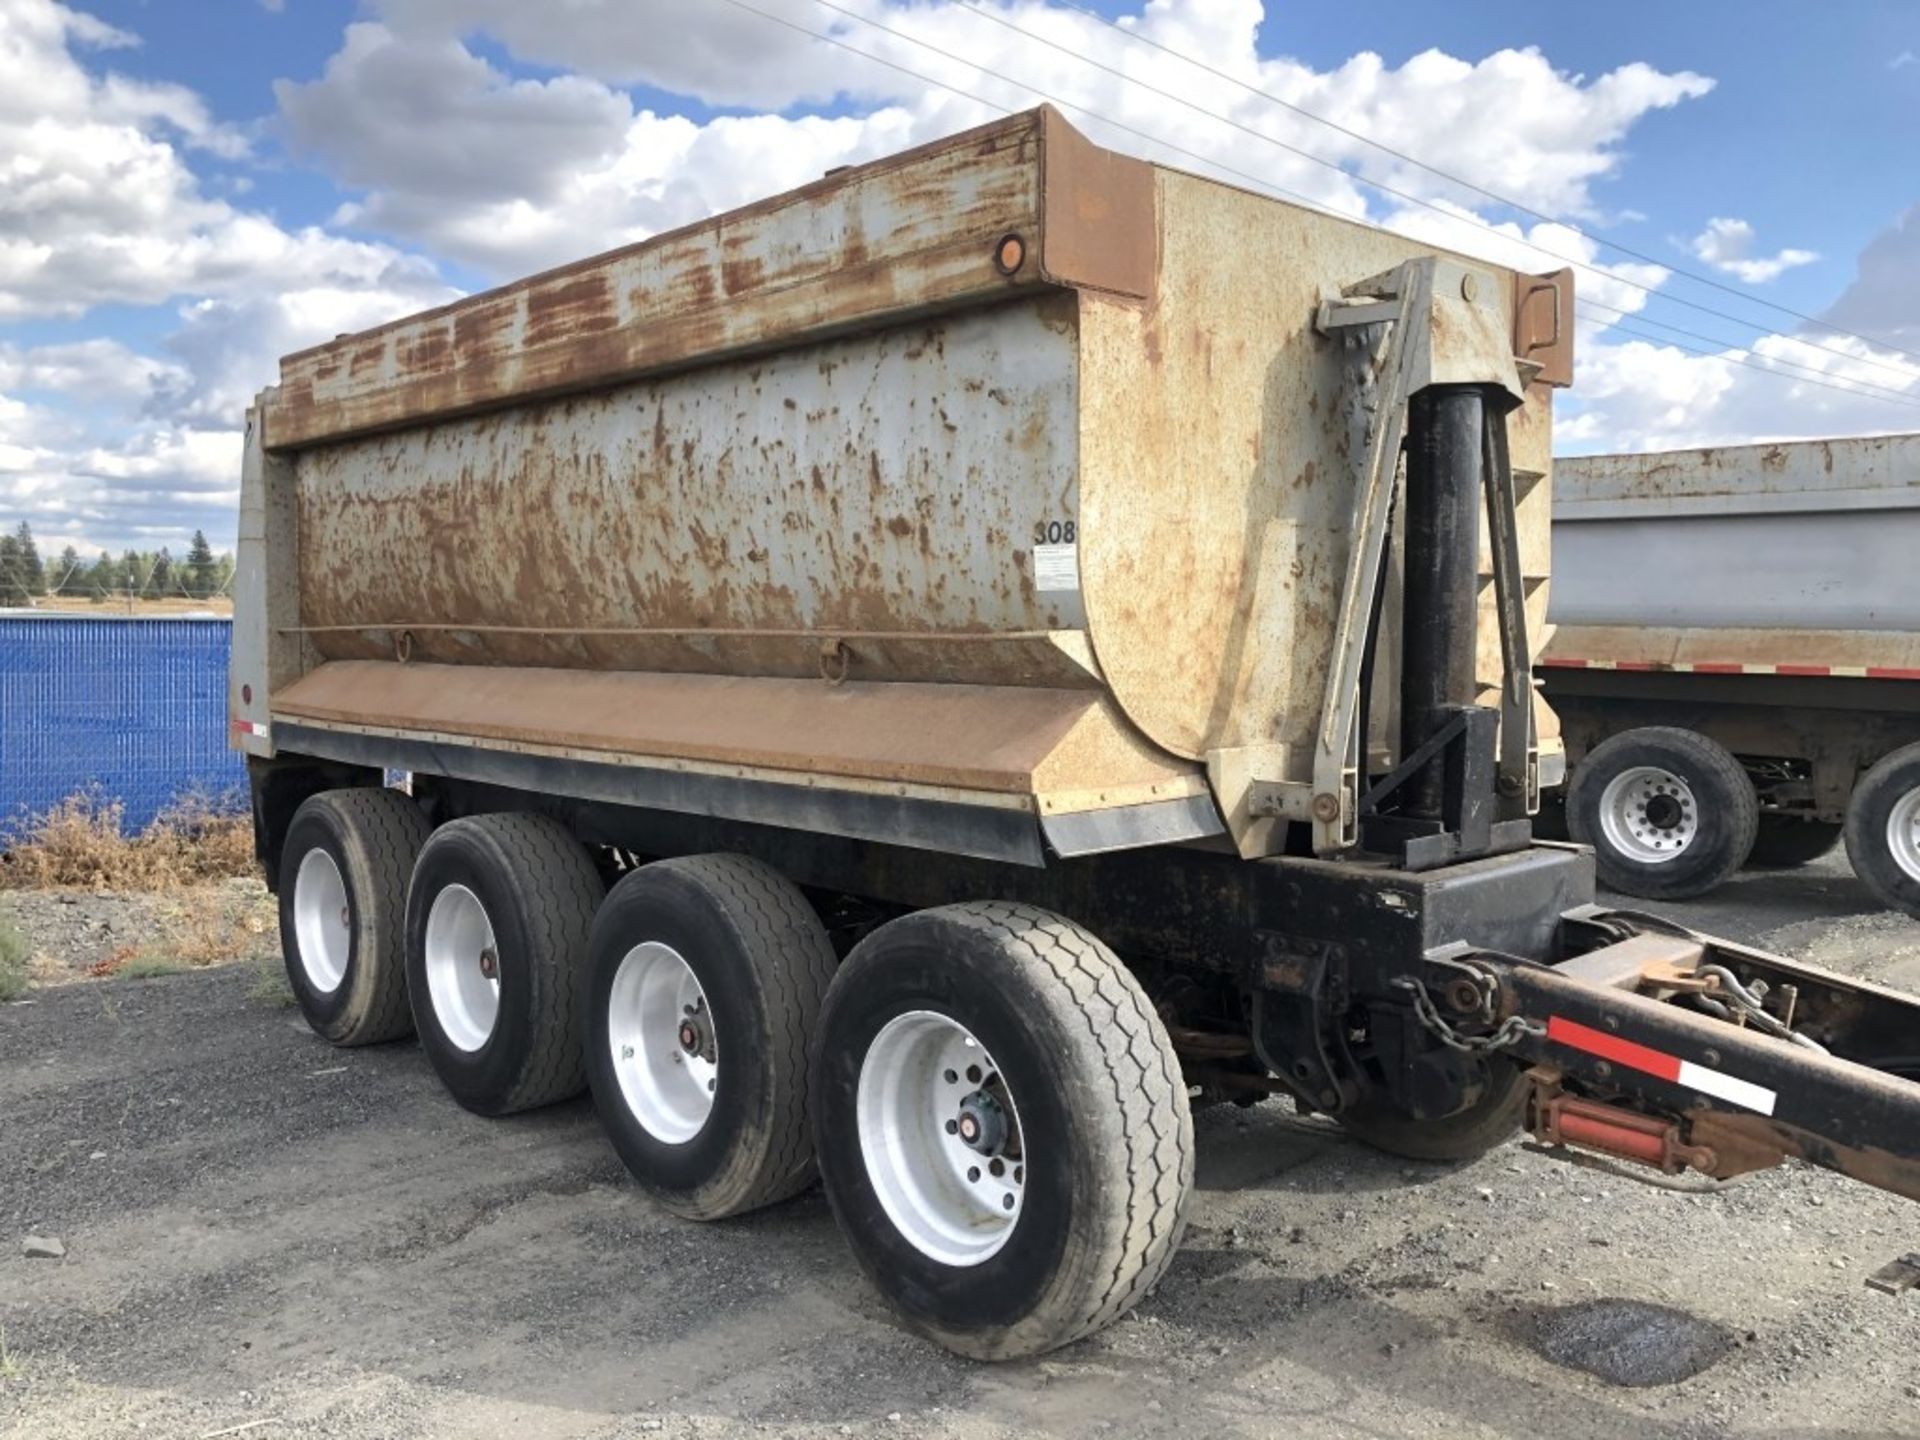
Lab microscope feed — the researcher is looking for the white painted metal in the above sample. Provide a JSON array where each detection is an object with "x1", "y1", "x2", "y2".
[
  {"x1": 1888, "y1": 784, "x2": 1920, "y2": 885},
  {"x1": 424, "y1": 883, "x2": 500, "y2": 1051},
  {"x1": 291, "y1": 847, "x2": 351, "y2": 993},
  {"x1": 857, "y1": 1010, "x2": 1026, "y2": 1267},
  {"x1": 605, "y1": 942, "x2": 717, "y2": 1144},
  {"x1": 1598, "y1": 765, "x2": 1699, "y2": 864}
]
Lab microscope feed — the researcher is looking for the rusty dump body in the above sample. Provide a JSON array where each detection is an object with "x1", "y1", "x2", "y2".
[
  {"x1": 233, "y1": 107, "x2": 1569, "y2": 864},
  {"x1": 233, "y1": 109, "x2": 1920, "y2": 1280}
]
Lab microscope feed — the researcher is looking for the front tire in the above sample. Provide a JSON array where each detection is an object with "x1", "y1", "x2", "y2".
[
  {"x1": 584, "y1": 854, "x2": 837, "y2": 1220},
  {"x1": 278, "y1": 788, "x2": 428, "y2": 1045},
  {"x1": 405, "y1": 814, "x2": 603, "y2": 1116},
  {"x1": 1845, "y1": 743, "x2": 1920, "y2": 920},
  {"x1": 1568, "y1": 727, "x2": 1757, "y2": 900},
  {"x1": 810, "y1": 903, "x2": 1193, "y2": 1360}
]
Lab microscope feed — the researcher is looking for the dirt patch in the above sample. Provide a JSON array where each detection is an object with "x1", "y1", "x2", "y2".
[
  {"x1": 0, "y1": 880, "x2": 276, "y2": 986},
  {"x1": 1527, "y1": 1298, "x2": 1735, "y2": 1387}
]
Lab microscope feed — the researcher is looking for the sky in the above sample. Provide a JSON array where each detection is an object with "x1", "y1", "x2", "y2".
[{"x1": 2, "y1": 0, "x2": 1917, "y2": 557}]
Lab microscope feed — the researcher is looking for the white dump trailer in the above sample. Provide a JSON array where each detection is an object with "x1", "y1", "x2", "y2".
[
  {"x1": 1544, "y1": 435, "x2": 1920, "y2": 914},
  {"x1": 232, "y1": 112, "x2": 1920, "y2": 1359}
]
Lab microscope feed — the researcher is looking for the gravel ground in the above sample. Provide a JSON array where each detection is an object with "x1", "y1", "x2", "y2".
[{"x1": 2, "y1": 852, "x2": 1917, "y2": 1440}]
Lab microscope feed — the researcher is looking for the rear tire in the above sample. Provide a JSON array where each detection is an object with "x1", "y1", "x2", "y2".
[
  {"x1": 278, "y1": 788, "x2": 428, "y2": 1046},
  {"x1": 584, "y1": 854, "x2": 837, "y2": 1219},
  {"x1": 406, "y1": 814, "x2": 603, "y2": 1116},
  {"x1": 810, "y1": 903, "x2": 1193, "y2": 1360},
  {"x1": 1568, "y1": 727, "x2": 1757, "y2": 900},
  {"x1": 1747, "y1": 815, "x2": 1843, "y2": 869},
  {"x1": 1845, "y1": 743, "x2": 1920, "y2": 921}
]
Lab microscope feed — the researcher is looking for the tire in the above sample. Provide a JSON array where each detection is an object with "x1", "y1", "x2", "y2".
[
  {"x1": 584, "y1": 854, "x2": 837, "y2": 1220},
  {"x1": 1747, "y1": 815, "x2": 1843, "y2": 869},
  {"x1": 810, "y1": 902, "x2": 1193, "y2": 1361},
  {"x1": 405, "y1": 814, "x2": 604, "y2": 1116},
  {"x1": 1845, "y1": 742, "x2": 1920, "y2": 921},
  {"x1": 1567, "y1": 727, "x2": 1758, "y2": 900},
  {"x1": 278, "y1": 787, "x2": 429, "y2": 1046},
  {"x1": 1339, "y1": 1059, "x2": 1528, "y2": 1163}
]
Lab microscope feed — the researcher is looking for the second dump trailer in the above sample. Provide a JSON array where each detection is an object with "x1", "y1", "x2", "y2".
[
  {"x1": 233, "y1": 110, "x2": 1920, "y2": 1360},
  {"x1": 1544, "y1": 435, "x2": 1920, "y2": 915}
]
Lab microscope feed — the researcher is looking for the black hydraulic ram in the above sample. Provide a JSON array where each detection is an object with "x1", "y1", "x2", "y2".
[{"x1": 1432, "y1": 912, "x2": 1920, "y2": 1202}]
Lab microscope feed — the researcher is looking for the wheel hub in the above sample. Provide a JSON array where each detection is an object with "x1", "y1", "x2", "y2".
[
  {"x1": 955, "y1": 1090, "x2": 1008, "y2": 1154},
  {"x1": 607, "y1": 942, "x2": 717, "y2": 1144},
  {"x1": 1597, "y1": 765, "x2": 1699, "y2": 865},
  {"x1": 856, "y1": 1011, "x2": 1027, "y2": 1267}
]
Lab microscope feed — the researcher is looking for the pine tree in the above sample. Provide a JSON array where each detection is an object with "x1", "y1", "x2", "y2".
[
  {"x1": 120, "y1": 550, "x2": 145, "y2": 599},
  {"x1": 186, "y1": 529, "x2": 217, "y2": 598},
  {"x1": 0, "y1": 534, "x2": 24, "y2": 606},
  {"x1": 151, "y1": 547, "x2": 175, "y2": 597},
  {"x1": 54, "y1": 545, "x2": 84, "y2": 597},
  {"x1": 13, "y1": 522, "x2": 44, "y2": 596},
  {"x1": 87, "y1": 551, "x2": 120, "y2": 601}
]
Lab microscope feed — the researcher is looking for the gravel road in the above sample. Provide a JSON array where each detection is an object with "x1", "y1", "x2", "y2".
[{"x1": 2, "y1": 852, "x2": 1917, "y2": 1439}]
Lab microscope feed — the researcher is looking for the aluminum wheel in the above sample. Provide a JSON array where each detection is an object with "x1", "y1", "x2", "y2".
[
  {"x1": 1888, "y1": 785, "x2": 1920, "y2": 885},
  {"x1": 1598, "y1": 765, "x2": 1698, "y2": 865},
  {"x1": 291, "y1": 847, "x2": 352, "y2": 994},
  {"x1": 857, "y1": 1010, "x2": 1026, "y2": 1267},
  {"x1": 606, "y1": 942, "x2": 717, "y2": 1145},
  {"x1": 424, "y1": 883, "x2": 500, "y2": 1052}
]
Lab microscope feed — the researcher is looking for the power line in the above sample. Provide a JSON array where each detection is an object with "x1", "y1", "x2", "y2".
[
  {"x1": 1576, "y1": 298, "x2": 1920, "y2": 408},
  {"x1": 1578, "y1": 306, "x2": 1920, "y2": 411},
  {"x1": 910, "y1": 0, "x2": 1920, "y2": 384},
  {"x1": 1037, "y1": 0, "x2": 1920, "y2": 368},
  {"x1": 725, "y1": 0, "x2": 1920, "y2": 415}
]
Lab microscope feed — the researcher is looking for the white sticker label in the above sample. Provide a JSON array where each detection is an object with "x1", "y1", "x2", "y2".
[{"x1": 1033, "y1": 542, "x2": 1080, "y2": 593}]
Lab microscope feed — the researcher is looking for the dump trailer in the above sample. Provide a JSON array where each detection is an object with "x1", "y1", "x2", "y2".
[
  {"x1": 231, "y1": 110, "x2": 1920, "y2": 1361},
  {"x1": 1543, "y1": 436, "x2": 1920, "y2": 915}
]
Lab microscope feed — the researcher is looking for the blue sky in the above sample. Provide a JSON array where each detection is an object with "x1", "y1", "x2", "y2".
[{"x1": 3, "y1": 0, "x2": 1917, "y2": 555}]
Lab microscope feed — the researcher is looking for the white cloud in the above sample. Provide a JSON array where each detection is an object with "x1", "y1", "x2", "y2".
[
  {"x1": 281, "y1": 2, "x2": 1714, "y2": 280},
  {"x1": 1891, "y1": 50, "x2": 1916, "y2": 72},
  {"x1": 1686, "y1": 216, "x2": 1818, "y2": 285}
]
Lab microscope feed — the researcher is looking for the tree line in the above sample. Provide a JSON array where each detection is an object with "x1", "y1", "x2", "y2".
[{"x1": 0, "y1": 523, "x2": 236, "y2": 607}]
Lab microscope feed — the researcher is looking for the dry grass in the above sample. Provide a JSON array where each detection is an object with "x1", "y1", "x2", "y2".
[
  {"x1": 0, "y1": 906, "x2": 27, "y2": 1002},
  {"x1": 85, "y1": 890, "x2": 274, "y2": 980},
  {"x1": 0, "y1": 793, "x2": 254, "y2": 892}
]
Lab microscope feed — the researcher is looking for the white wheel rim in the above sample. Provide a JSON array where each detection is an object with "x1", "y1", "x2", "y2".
[
  {"x1": 606, "y1": 942, "x2": 717, "y2": 1144},
  {"x1": 1597, "y1": 766, "x2": 1699, "y2": 865},
  {"x1": 292, "y1": 848, "x2": 351, "y2": 994},
  {"x1": 856, "y1": 1010, "x2": 1026, "y2": 1267},
  {"x1": 425, "y1": 884, "x2": 501, "y2": 1052},
  {"x1": 1888, "y1": 786, "x2": 1920, "y2": 885}
]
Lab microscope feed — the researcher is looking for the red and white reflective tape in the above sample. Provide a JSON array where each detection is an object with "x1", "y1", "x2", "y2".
[
  {"x1": 1546, "y1": 1015, "x2": 1778, "y2": 1116},
  {"x1": 1542, "y1": 658, "x2": 1920, "y2": 680},
  {"x1": 231, "y1": 719, "x2": 269, "y2": 739}
]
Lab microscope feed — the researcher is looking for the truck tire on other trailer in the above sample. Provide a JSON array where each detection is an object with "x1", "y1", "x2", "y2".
[
  {"x1": 810, "y1": 903, "x2": 1193, "y2": 1360},
  {"x1": 584, "y1": 854, "x2": 837, "y2": 1219},
  {"x1": 1568, "y1": 727, "x2": 1758, "y2": 900},
  {"x1": 278, "y1": 787, "x2": 429, "y2": 1046},
  {"x1": 1845, "y1": 742, "x2": 1920, "y2": 921},
  {"x1": 1748, "y1": 816, "x2": 1844, "y2": 869},
  {"x1": 404, "y1": 814, "x2": 604, "y2": 1115}
]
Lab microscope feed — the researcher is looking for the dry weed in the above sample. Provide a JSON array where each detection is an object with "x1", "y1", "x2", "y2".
[
  {"x1": 0, "y1": 792, "x2": 255, "y2": 892},
  {"x1": 85, "y1": 890, "x2": 274, "y2": 979}
]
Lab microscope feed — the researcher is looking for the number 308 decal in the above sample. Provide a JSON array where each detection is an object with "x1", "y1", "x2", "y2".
[{"x1": 1033, "y1": 520, "x2": 1077, "y2": 545}]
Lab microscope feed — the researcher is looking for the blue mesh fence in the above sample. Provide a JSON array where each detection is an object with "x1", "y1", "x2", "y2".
[{"x1": 0, "y1": 616, "x2": 246, "y2": 838}]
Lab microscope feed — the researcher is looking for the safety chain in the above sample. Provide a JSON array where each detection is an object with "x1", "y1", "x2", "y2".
[{"x1": 1391, "y1": 975, "x2": 1544, "y2": 1054}]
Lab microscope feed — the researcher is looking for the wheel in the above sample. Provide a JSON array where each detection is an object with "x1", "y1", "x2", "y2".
[
  {"x1": 405, "y1": 814, "x2": 604, "y2": 1116},
  {"x1": 1338, "y1": 1059, "x2": 1528, "y2": 1163},
  {"x1": 584, "y1": 854, "x2": 837, "y2": 1219},
  {"x1": 1567, "y1": 727, "x2": 1758, "y2": 900},
  {"x1": 810, "y1": 903, "x2": 1193, "y2": 1360},
  {"x1": 1747, "y1": 815, "x2": 1843, "y2": 869},
  {"x1": 1845, "y1": 742, "x2": 1920, "y2": 920},
  {"x1": 277, "y1": 788, "x2": 429, "y2": 1045}
]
